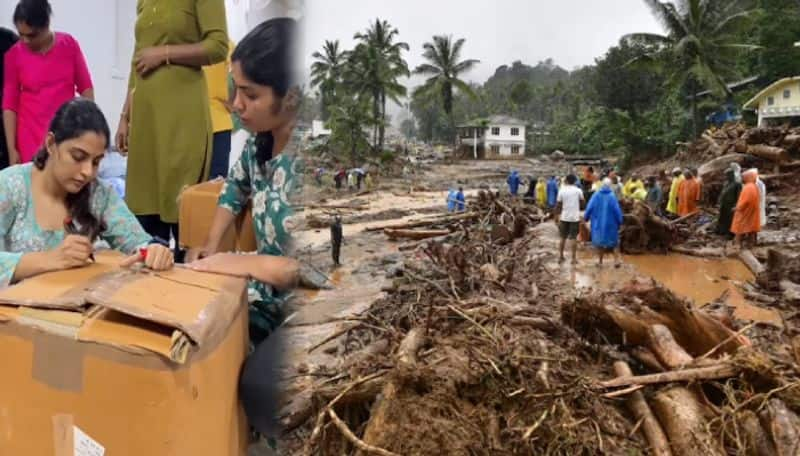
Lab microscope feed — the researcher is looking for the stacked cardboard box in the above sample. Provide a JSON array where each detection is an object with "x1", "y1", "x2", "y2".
[{"x1": 179, "y1": 180, "x2": 257, "y2": 253}]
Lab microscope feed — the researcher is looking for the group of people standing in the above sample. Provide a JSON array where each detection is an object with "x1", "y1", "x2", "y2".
[
  {"x1": 713, "y1": 165, "x2": 767, "y2": 249},
  {"x1": 503, "y1": 157, "x2": 766, "y2": 267},
  {"x1": 665, "y1": 164, "x2": 767, "y2": 249}
]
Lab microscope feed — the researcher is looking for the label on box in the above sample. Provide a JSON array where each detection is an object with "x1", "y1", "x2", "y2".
[{"x1": 74, "y1": 426, "x2": 105, "y2": 456}]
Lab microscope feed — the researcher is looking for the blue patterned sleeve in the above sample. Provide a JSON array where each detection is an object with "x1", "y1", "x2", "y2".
[
  {"x1": 0, "y1": 170, "x2": 23, "y2": 287},
  {"x1": 95, "y1": 182, "x2": 151, "y2": 254},
  {"x1": 218, "y1": 139, "x2": 253, "y2": 215}
]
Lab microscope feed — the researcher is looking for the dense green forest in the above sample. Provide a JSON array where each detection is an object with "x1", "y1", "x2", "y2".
[{"x1": 308, "y1": 0, "x2": 800, "y2": 163}]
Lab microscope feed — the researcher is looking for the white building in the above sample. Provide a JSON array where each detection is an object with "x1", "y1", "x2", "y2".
[{"x1": 457, "y1": 115, "x2": 526, "y2": 159}]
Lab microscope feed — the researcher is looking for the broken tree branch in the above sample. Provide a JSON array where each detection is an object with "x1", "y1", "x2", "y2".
[{"x1": 599, "y1": 364, "x2": 739, "y2": 389}]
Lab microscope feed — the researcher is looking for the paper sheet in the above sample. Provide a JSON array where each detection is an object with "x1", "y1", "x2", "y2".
[{"x1": 74, "y1": 426, "x2": 105, "y2": 456}]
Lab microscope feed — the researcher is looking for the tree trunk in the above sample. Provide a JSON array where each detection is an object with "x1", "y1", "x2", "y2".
[
  {"x1": 379, "y1": 91, "x2": 386, "y2": 153},
  {"x1": 747, "y1": 144, "x2": 789, "y2": 163},
  {"x1": 647, "y1": 324, "x2": 693, "y2": 369},
  {"x1": 652, "y1": 387, "x2": 724, "y2": 456},
  {"x1": 358, "y1": 329, "x2": 425, "y2": 454},
  {"x1": 690, "y1": 80, "x2": 699, "y2": 139},
  {"x1": 759, "y1": 399, "x2": 800, "y2": 456},
  {"x1": 613, "y1": 361, "x2": 672, "y2": 456}
]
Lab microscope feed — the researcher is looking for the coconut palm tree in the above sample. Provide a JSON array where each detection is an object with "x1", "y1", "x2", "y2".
[
  {"x1": 625, "y1": 0, "x2": 759, "y2": 137},
  {"x1": 413, "y1": 35, "x2": 480, "y2": 138},
  {"x1": 349, "y1": 19, "x2": 410, "y2": 152},
  {"x1": 310, "y1": 40, "x2": 347, "y2": 121}
]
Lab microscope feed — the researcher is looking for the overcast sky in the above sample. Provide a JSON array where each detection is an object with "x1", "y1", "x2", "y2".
[{"x1": 303, "y1": 0, "x2": 664, "y2": 87}]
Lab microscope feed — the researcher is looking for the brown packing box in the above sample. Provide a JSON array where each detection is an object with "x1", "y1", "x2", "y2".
[
  {"x1": 179, "y1": 180, "x2": 257, "y2": 252},
  {"x1": 0, "y1": 251, "x2": 249, "y2": 455}
]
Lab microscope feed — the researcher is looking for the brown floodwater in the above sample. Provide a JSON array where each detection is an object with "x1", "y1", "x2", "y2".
[{"x1": 572, "y1": 253, "x2": 782, "y2": 326}]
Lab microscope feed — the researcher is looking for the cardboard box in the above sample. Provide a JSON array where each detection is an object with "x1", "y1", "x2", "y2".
[
  {"x1": 179, "y1": 180, "x2": 257, "y2": 253},
  {"x1": 0, "y1": 251, "x2": 249, "y2": 455}
]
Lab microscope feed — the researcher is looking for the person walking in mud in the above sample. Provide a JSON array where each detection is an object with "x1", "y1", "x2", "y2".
[
  {"x1": 555, "y1": 174, "x2": 584, "y2": 264},
  {"x1": 584, "y1": 178, "x2": 624, "y2": 267},
  {"x1": 330, "y1": 214, "x2": 343, "y2": 266}
]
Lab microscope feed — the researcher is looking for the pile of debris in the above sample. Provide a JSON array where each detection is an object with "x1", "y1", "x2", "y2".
[
  {"x1": 619, "y1": 200, "x2": 683, "y2": 254},
  {"x1": 679, "y1": 122, "x2": 797, "y2": 163},
  {"x1": 677, "y1": 123, "x2": 800, "y2": 204},
  {"x1": 280, "y1": 191, "x2": 800, "y2": 455},
  {"x1": 367, "y1": 191, "x2": 546, "y2": 246}
]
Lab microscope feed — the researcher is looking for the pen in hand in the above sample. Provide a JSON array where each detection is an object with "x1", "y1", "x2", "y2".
[{"x1": 63, "y1": 216, "x2": 96, "y2": 263}]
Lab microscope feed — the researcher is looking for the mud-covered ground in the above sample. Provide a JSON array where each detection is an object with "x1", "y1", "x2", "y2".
[{"x1": 251, "y1": 154, "x2": 800, "y2": 455}]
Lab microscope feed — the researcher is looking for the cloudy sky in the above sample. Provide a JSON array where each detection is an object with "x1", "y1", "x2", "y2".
[{"x1": 302, "y1": 0, "x2": 664, "y2": 86}]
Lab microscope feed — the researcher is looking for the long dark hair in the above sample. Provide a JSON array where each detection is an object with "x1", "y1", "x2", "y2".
[
  {"x1": 33, "y1": 99, "x2": 111, "y2": 240},
  {"x1": 232, "y1": 18, "x2": 297, "y2": 168},
  {"x1": 13, "y1": 0, "x2": 51, "y2": 28}
]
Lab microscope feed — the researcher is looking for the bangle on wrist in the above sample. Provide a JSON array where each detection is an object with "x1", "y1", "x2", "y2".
[{"x1": 165, "y1": 45, "x2": 171, "y2": 65}]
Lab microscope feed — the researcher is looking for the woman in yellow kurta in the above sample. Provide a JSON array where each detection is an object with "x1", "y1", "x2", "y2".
[
  {"x1": 666, "y1": 168, "x2": 684, "y2": 215},
  {"x1": 115, "y1": 0, "x2": 228, "y2": 249}
]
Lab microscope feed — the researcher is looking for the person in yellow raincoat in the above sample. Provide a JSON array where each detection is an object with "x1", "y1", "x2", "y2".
[
  {"x1": 666, "y1": 167, "x2": 684, "y2": 215},
  {"x1": 622, "y1": 174, "x2": 645, "y2": 198},
  {"x1": 535, "y1": 177, "x2": 547, "y2": 208}
]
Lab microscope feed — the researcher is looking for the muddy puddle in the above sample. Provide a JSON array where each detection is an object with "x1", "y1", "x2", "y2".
[{"x1": 571, "y1": 253, "x2": 782, "y2": 326}]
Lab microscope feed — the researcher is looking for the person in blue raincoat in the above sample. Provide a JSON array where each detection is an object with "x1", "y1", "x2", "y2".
[
  {"x1": 546, "y1": 175, "x2": 559, "y2": 208},
  {"x1": 584, "y1": 178, "x2": 623, "y2": 267},
  {"x1": 456, "y1": 187, "x2": 466, "y2": 211},
  {"x1": 446, "y1": 188, "x2": 457, "y2": 212},
  {"x1": 507, "y1": 170, "x2": 521, "y2": 196}
]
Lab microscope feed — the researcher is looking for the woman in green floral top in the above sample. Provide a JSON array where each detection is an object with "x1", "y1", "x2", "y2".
[{"x1": 187, "y1": 19, "x2": 301, "y2": 345}]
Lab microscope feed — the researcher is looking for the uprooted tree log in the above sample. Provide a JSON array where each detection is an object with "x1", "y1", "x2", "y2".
[
  {"x1": 647, "y1": 324, "x2": 693, "y2": 369},
  {"x1": 759, "y1": 398, "x2": 800, "y2": 456},
  {"x1": 366, "y1": 212, "x2": 477, "y2": 232},
  {"x1": 383, "y1": 228, "x2": 450, "y2": 240},
  {"x1": 748, "y1": 144, "x2": 790, "y2": 163},
  {"x1": 620, "y1": 200, "x2": 679, "y2": 254},
  {"x1": 563, "y1": 282, "x2": 747, "y2": 357},
  {"x1": 613, "y1": 361, "x2": 672, "y2": 456},
  {"x1": 652, "y1": 387, "x2": 726, "y2": 456},
  {"x1": 358, "y1": 329, "x2": 425, "y2": 454},
  {"x1": 739, "y1": 249, "x2": 766, "y2": 276}
]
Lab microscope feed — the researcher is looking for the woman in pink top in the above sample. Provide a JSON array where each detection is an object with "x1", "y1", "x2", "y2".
[{"x1": 2, "y1": 0, "x2": 93, "y2": 165}]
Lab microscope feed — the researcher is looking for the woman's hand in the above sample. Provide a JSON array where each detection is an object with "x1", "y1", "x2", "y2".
[
  {"x1": 120, "y1": 244, "x2": 174, "y2": 271},
  {"x1": 134, "y1": 46, "x2": 167, "y2": 77},
  {"x1": 49, "y1": 235, "x2": 94, "y2": 269},
  {"x1": 187, "y1": 253, "x2": 251, "y2": 278},
  {"x1": 185, "y1": 244, "x2": 217, "y2": 263},
  {"x1": 115, "y1": 117, "x2": 129, "y2": 154}
]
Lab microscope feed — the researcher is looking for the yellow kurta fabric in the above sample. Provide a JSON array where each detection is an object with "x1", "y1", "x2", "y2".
[
  {"x1": 203, "y1": 40, "x2": 234, "y2": 133},
  {"x1": 126, "y1": 0, "x2": 228, "y2": 223},
  {"x1": 666, "y1": 175, "x2": 684, "y2": 215}
]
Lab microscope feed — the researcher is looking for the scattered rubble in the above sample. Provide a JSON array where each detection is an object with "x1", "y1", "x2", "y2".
[{"x1": 282, "y1": 184, "x2": 800, "y2": 455}]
